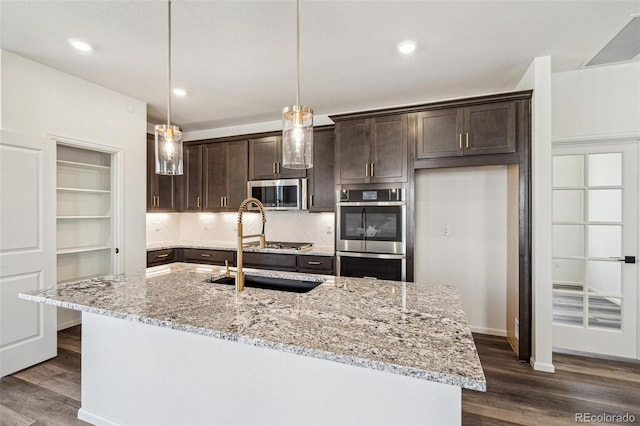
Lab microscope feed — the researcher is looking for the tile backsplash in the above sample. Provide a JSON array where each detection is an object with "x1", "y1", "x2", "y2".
[{"x1": 146, "y1": 211, "x2": 335, "y2": 248}]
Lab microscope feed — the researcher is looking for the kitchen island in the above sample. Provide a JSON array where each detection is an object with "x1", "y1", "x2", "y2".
[{"x1": 20, "y1": 263, "x2": 485, "y2": 425}]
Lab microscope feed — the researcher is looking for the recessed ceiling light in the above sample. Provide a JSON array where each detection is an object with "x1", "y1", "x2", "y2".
[
  {"x1": 68, "y1": 38, "x2": 93, "y2": 52},
  {"x1": 173, "y1": 88, "x2": 187, "y2": 97},
  {"x1": 397, "y1": 40, "x2": 417, "y2": 55}
]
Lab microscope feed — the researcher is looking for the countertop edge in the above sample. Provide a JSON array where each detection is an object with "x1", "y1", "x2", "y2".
[{"x1": 18, "y1": 291, "x2": 486, "y2": 392}]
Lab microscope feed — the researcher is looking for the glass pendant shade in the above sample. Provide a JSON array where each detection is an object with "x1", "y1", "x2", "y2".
[
  {"x1": 154, "y1": 124, "x2": 183, "y2": 175},
  {"x1": 282, "y1": 105, "x2": 313, "y2": 169}
]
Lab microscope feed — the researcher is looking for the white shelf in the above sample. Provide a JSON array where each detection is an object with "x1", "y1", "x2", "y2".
[
  {"x1": 57, "y1": 187, "x2": 111, "y2": 194},
  {"x1": 57, "y1": 215, "x2": 111, "y2": 219},
  {"x1": 57, "y1": 160, "x2": 110, "y2": 171},
  {"x1": 57, "y1": 245, "x2": 111, "y2": 255}
]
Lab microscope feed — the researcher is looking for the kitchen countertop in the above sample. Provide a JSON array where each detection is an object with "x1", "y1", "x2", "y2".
[
  {"x1": 20, "y1": 263, "x2": 485, "y2": 392},
  {"x1": 147, "y1": 240, "x2": 335, "y2": 257}
]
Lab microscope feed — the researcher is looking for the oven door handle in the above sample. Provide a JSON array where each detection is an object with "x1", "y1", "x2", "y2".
[{"x1": 336, "y1": 251, "x2": 406, "y2": 260}]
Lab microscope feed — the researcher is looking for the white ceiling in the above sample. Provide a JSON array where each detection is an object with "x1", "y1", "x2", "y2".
[{"x1": 1, "y1": 1, "x2": 639, "y2": 131}]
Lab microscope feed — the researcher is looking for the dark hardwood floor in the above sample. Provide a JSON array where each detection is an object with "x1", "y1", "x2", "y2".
[{"x1": 1, "y1": 328, "x2": 638, "y2": 425}]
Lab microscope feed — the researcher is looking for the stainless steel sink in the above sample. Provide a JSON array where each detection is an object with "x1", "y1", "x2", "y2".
[{"x1": 207, "y1": 275, "x2": 322, "y2": 293}]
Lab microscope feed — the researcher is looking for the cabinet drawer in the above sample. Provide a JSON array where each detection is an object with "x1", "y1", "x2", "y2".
[
  {"x1": 183, "y1": 249, "x2": 235, "y2": 265},
  {"x1": 297, "y1": 255, "x2": 334, "y2": 274},
  {"x1": 147, "y1": 249, "x2": 176, "y2": 266},
  {"x1": 242, "y1": 252, "x2": 297, "y2": 271}
]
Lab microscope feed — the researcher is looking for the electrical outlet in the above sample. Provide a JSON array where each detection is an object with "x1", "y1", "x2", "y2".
[
  {"x1": 442, "y1": 225, "x2": 450, "y2": 236},
  {"x1": 326, "y1": 224, "x2": 333, "y2": 234}
]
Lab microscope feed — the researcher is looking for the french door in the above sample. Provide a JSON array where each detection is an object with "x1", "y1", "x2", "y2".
[{"x1": 552, "y1": 140, "x2": 638, "y2": 359}]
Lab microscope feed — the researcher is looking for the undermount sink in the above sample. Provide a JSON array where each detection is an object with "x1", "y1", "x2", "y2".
[{"x1": 207, "y1": 275, "x2": 323, "y2": 293}]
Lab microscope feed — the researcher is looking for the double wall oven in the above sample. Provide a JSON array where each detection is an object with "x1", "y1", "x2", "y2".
[{"x1": 336, "y1": 188, "x2": 406, "y2": 281}]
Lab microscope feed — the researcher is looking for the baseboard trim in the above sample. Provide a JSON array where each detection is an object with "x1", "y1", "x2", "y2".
[
  {"x1": 57, "y1": 318, "x2": 82, "y2": 331},
  {"x1": 78, "y1": 408, "x2": 122, "y2": 426},
  {"x1": 470, "y1": 326, "x2": 506, "y2": 337},
  {"x1": 530, "y1": 357, "x2": 555, "y2": 373}
]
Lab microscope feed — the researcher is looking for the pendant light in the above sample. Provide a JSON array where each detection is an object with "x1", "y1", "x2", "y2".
[
  {"x1": 155, "y1": 0, "x2": 183, "y2": 175},
  {"x1": 282, "y1": 0, "x2": 313, "y2": 169}
]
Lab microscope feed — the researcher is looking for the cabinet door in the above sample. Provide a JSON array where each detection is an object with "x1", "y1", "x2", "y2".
[
  {"x1": 463, "y1": 101, "x2": 516, "y2": 156},
  {"x1": 203, "y1": 143, "x2": 228, "y2": 211},
  {"x1": 416, "y1": 108, "x2": 463, "y2": 159},
  {"x1": 335, "y1": 119, "x2": 369, "y2": 184},
  {"x1": 226, "y1": 140, "x2": 249, "y2": 209},
  {"x1": 249, "y1": 136, "x2": 279, "y2": 180},
  {"x1": 308, "y1": 128, "x2": 335, "y2": 212},
  {"x1": 147, "y1": 135, "x2": 176, "y2": 211},
  {"x1": 370, "y1": 114, "x2": 408, "y2": 183},
  {"x1": 183, "y1": 144, "x2": 203, "y2": 211}
]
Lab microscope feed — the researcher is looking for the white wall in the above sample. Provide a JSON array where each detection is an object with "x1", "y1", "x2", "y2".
[
  {"x1": 415, "y1": 166, "x2": 508, "y2": 336},
  {"x1": 552, "y1": 62, "x2": 640, "y2": 141},
  {"x1": 146, "y1": 211, "x2": 335, "y2": 249},
  {"x1": 1, "y1": 50, "x2": 147, "y2": 328},
  {"x1": 516, "y1": 56, "x2": 555, "y2": 373}
]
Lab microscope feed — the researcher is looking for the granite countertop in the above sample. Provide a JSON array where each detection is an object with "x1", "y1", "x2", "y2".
[
  {"x1": 147, "y1": 240, "x2": 335, "y2": 257},
  {"x1": 20, "y1": 263, "x2": 485, "y2": 391}
]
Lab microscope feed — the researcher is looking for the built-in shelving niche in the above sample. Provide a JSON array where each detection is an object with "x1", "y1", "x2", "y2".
[{"x1": 56, "y1": 145, "x2": 113, "y2": 329}]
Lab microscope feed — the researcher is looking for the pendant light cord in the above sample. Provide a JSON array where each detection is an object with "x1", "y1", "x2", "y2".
[
  {"x1": 296, "y1": 0, "x2": 300, "y2": 107},
  {"x1": 167, "y1": 0, "x2": 172, "y2": 126}
]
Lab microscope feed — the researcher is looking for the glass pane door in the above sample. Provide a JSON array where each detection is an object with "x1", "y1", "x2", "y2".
[{"x1": 552, "y1": 142, "x2": 637, "y2": 359}]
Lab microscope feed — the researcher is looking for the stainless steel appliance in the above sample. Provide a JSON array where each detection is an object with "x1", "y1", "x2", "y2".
[
  {"x1": 336, "y1": 188, "x2": 406, "y2": 281},
  {"x1": 247, "y1": 179, "x2": 307, "y2": 210}
]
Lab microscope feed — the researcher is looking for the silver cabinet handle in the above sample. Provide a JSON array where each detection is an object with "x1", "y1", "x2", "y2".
[
  {"x1": 277, "y1": 162, "x2": 281, "y2": 174},
  {"x1": 465, "y1": 132, "x2": 469, "y2": 149},
  {"x1": 201, "y1": 253, "x2": 211, "y2": 257},
  {"x1": 310, "y1": 194, "x2": 314, "y2": 207},
  {"x1": 197, "y1": 197, "x2": 201, "y2": 208},
  {"x1": 371, "y1": 163, "x2": 374, "y2": 177},
  {"x1": 365, "y1": 163, "x2": 369, "y2": 177},
  {"x1": 273, "y1": 162, "x2": 276, "y2": 174},
  {"x1": 221, "y1": 196, "x2": 224, "y2": 207},
  {"x1": 458, "y1": 133, "x2": 462, "y2": 149},
  {"x1": 308, "y1": 261, "x2": 321, "y2": 265},
  {"x1": 157, "y1": 253, "x2": 169, "y2": 258}
]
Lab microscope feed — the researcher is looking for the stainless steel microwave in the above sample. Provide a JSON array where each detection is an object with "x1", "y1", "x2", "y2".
[{"x1": 247, "y1": 179, "x2": 307, "y2": 210}]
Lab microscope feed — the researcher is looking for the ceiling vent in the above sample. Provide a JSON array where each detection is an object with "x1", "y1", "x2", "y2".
[{"x1": 583, "y1": 14, "x2": 640, "y2": 67}]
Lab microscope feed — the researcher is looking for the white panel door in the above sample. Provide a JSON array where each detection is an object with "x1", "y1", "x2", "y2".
[
  {"x1": 0, "y1": 130, "x2": 56, "y2": 376},
  {"x1": 552, "y1": 141, "x2": 638, "y2": 359}
]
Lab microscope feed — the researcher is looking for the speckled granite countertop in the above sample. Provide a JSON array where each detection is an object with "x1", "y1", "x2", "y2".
[
  {"x1": 147, "y1": 240, "x2": 335, "y2": 256},
  {"x1": 20, "y1": 263, "x2": 485, "y2": 391}
]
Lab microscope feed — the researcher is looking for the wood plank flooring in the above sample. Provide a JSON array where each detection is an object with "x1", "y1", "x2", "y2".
[{"x1": 1, "y1": 327, "x2": 638, "y2": 425}]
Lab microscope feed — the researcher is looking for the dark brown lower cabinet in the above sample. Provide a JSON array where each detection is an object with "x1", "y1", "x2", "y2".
[
  {"x1": 182, "y1": 248, "x2": 236, "y2": 266},
  {"x1": 297, "y1": 255, "x2": 335, "y2": 275},
  {"x1": 147, "y1": 248, "x2": 334, "y2": 275},
  {"x1": 241, "y1": 252, "x2": 298, "y2": 272},
  {"x1": 147, "y1": 249, "x2": 177, "y2": 267}
]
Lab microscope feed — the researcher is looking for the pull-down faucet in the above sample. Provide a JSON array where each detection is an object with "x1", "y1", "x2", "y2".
[{"x1": 236, "y1": 197, "x2": 266, "y2": 292}]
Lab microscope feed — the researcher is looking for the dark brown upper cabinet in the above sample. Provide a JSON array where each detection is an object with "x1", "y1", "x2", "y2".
[
  {"x1": 308, "y1": 128, "x2": 335, "y2": 212},
  {"x1": 416, "y1": 100, "x2": 516, "y2": 159},
  {"x1": 249, "y1": 136, "x2": 306, "y2": 180},
  {"x1": 183, "y1": 140, "x2": 248, "y2": 212},
  {"x1": 147, "y1": 134, "x2": 178, "y2": 212},
  {"x1": 334, "y1": 114, "x2": 408, "y2": 184}
]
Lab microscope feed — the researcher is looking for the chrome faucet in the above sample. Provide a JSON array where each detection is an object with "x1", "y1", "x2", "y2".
[{"x1": 236, "y1": 197, "x2": 266, "y2": 292}]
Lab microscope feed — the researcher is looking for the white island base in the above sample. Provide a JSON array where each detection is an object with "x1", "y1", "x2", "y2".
[{"x1": 78, "y1": 312, "x2": 462, "y2": 426}]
